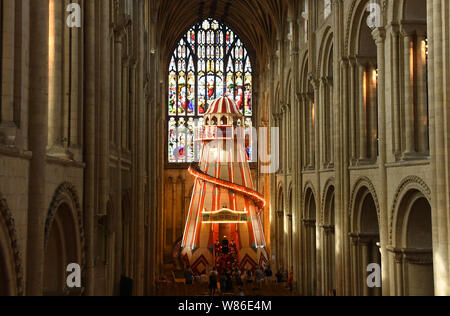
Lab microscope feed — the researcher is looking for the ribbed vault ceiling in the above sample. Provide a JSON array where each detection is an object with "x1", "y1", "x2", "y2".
[{"x1": 153, "y1": 0, "x2": 288, "y2": 71}]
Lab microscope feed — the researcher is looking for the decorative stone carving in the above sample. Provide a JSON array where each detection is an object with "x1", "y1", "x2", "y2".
[
  {"x1": 45, "y1": 183, "x2": 86, "y2": 280},
  {"x1": 0, "y1": 198, "x2": 24, "y2": 296},
  {"x1": 388, "y1": 176, "x2": 432, "y2": 244}
]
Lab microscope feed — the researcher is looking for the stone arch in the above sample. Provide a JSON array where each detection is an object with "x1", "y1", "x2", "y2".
[
  {"x1": 302, "y1": 181, "x2": 317, "y2": 218},
  {"x1": 274, "y1": 82, "x2": 281, "y2": 114},
  {"x1": 349, "y1": 177, "x2": 380, "y2": 225},
  {"x1": 320, "y1": 179, "x2": 336, "y2": 295},
  {"x1": 349, "y1": 177, "x2": 381, "y2": 296},
  {"x1": 390, "y1": 178, "x2": 434, "y2": 296},
  {"x1": 0, "y1": 196, "x2": 24, "y2": 296},
  {"x1": 321, "y1": 178, "x2": 336, "y2": 225},
  {"x1": 317, "y1": 26, "x2": 333, "y2": 76},
  {"x1": 389, "y1": 176, "x2": 431, "y2": 244},
  {"x1": 303, "y1": 182, "x2": 317, "y2": 220},
  {"x1": 288, "y1": 182, "x2": 293, "y2": 216},
  {"x1": 302, "y1": 183, "x2": 317, "y2": 296},
  {"x1": 44, "y1": 183, "x2": 85, "y2": 296},
  {"x1": 345, "y1": 0, "x2": 387, "y2": 56},
  {"x1": 299, "y1": 51, "x2": 310, "y2": 93}
]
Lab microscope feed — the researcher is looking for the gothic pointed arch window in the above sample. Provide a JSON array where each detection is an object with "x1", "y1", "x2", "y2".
[{"x1": 168, "y1": 18, "x2": 254, "y2": 163}]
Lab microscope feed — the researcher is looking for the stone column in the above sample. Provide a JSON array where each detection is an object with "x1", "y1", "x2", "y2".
[
  {"x1": 339, "y1": 57, "x2": 350, "y2": 295},
  {"x1": 361, "y1": 242, "x2": 369, "y2": 296},
  {"x1": 113, "y1": 27, "x2": 123, "y2": 294},
  {"x1": 416, "y1": 31, "x2": 428, "y2": 154},
  {"x1": 69, "y1": 0, "x2": 81, "y2": 152},
  {"x1": 373, "y1": 27, "x2": 390, "y2": 296},
  {"x1": 402, "y1": 31, "x2": 415, "y2": 155},
  {"x1": 135, "y1": 3, "x2": 146, "y2": 295},
  {"x1": 319, "y1": 78, "x2": 326, "y2": 166},
  {"x1": 358, "y1": 63, "x2": 367, "y2": 160},
  {"x1": 287, "y1": 214, "x2": 293, "y2": 271},
  {"x1": 349, "y1": 235, "x2": 359, "y2": 296},
  {"x1": 83, "y1": 0, "x2": 96, "y2": 296},
  {"x1": 309, "y1": 97, "x2": 314, "y2": 168},
  {"x1": 301, "y1": 95, "x2": 308, "y2": 167},
  {"x1": 394, "y1": 253, "x2": 404, "y2": 296},
  {"x1": 47, "y1": 0, "x2": 64, "y2": 155},
  {"x1": 26, "y1": 0, "x2": 48, "y2": 296},
  {"x1": 0, "y1": 0, "x2": 17, "y2": 145},
  {"x1": 99, "y1": 0, "x2": 111, "y2": 216},
  {"x1": 391, "y1": 27, "x2": 401, "y2": 157},
  {"x1": 368, "y1": 63, "x2": 378, "y2": 160},
  {"x1": 429, "y1": 0, "x2": 450, "y2": 296},
  {"x1": 349, "y1": 59, "x2": 357, "y2": 162}
]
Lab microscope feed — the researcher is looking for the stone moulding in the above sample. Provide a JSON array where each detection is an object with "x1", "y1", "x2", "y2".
[{"x1": 0, "y1": 197, "x2": 24, "y2": 296}]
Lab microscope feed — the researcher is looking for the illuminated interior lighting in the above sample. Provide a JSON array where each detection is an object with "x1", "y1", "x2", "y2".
[
  {"x1": 188, "y1": 165, "x2": 266, "y2": 209},
  {"x1": 202, "y1": 208, "x2": 248, "y2": 215},
  {"x1": 202, "y1": 221, "x2": 248, "y2": 224}
]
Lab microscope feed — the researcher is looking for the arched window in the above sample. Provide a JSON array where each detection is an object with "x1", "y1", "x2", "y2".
[{"x1": 168, "y1": 18, "x2": 253, "y2": 163}]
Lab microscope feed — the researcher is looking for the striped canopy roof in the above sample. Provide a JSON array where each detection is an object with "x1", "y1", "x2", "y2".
[{"x1": 205, "y1": 97, "x2": 243, "y2": 116}]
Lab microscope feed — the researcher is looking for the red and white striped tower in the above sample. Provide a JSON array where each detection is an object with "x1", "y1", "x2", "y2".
[{"x1": 181, "y1": 97, "x2": 268, "y2": 274}]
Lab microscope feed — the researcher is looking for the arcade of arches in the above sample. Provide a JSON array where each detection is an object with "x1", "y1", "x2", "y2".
[{"x1": 0, "y1": 0, "x2": 450, "y2": 296}]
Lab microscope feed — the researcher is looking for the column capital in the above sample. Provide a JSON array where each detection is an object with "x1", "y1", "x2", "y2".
[
  {"x1": 340, "y1": 57, "x2": 350, "y2": 68},
  {"x1": 372, "y1": 27, "x2": 386, "y2": 44}
]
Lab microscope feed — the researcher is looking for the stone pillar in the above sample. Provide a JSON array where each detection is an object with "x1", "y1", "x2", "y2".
[
  {"x1": 319, "y1": 79, "x2": 326, "y2": 166},
  {"x1": 84, "y1": 0, "x2": 96, "y2": 296},
  {"x1": 0, "y1": 0, "x2": 17, "y2": 145},
  {"x1": 113, "y1": 27, "x2": 123, "y2": 294},
  {"x1": 429, "y1": 0, "x2": 450, "y2": 296},
  {"x1": 26, "y1": 0, "x2": 48, "y2": 296},
  {"x1": 350, "y1": 236, "x2": 359, "y2": 295},
  {"x1": 69, "y1": 0, "x2": 81, "y2": 151},
  {"x1": 368, "y1": 63, "x2": 378, "y2": 160},
  {"x1": 394, "y1": 253, "x2": 404, "y2": 296},
  {"x1": 99, "y1": 0, "x2": 111, "y2": 216},
  {"x1": 135, "y1": 4, "x2": 146, "y2": 294},
  {"x1": 309, "y1": 97, "x2": 314, "y2": 168},
  {"x1": 47, "y1": 0, "x2": 64, "y2": 155},
  {"x1": 358, "y1": 63, "x2": 367, "y2": 160},
  {"x1": 391, "y1": 27, "x2": 401, "y2": 158},
  {"x1": 373, "y1": 27, "x2": 390, "y2": 296},
  {"x1": 361, "y1": 242, "x2": 369, "y2": 296},
  {"x1": 416, "y1": 31, "x2": 428, "y2": 154},
  {"x1": 339, "y1": 57, "x2": 350, "y2": 295},
  {"x1": 349, "y1": 59, "x2": 357, "y2": 162},
  {"x1": 403, "y1": 31, "x2": 415, "y2": 155},
  {"x1": 287, "y1": 214, "x2": 293, "y2": 271},
  {"x1": 301, "y1": 95, "x2": 308, "y2": 167}
]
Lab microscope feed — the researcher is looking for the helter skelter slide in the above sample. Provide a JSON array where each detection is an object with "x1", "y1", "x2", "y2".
[{"x1": 181, "y1": 97, "x2": 268, "y2": 274}]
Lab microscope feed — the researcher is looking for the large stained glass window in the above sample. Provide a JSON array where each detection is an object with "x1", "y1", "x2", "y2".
[{"x1": 168, "y1": 18, "x2": 254, "y2": 163}]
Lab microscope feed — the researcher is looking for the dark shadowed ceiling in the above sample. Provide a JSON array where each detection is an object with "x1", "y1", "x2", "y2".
[{"x1": 152, "y1": 0, "x2": 289, "y2": 71}]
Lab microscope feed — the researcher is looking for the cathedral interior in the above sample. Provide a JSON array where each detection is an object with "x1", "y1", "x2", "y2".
[{"x1": 1, "y1": 0, "x2": 450, "y2": 297}]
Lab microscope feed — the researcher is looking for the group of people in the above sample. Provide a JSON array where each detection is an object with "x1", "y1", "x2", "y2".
[
  {"x1": 183, "y1": 264, "x2": 295, "y2": 296},
  {"x1": 182, "y1": 239, "x2": 295, "y2": 295}
]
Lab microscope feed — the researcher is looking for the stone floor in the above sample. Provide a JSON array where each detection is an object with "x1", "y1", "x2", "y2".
[{"x1": 155, "y1": 281, "x2": 296, "y2": 297}]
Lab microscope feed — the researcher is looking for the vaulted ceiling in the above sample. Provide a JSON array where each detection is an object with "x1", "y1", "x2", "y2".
[{"x1": 152, "y1": 0, "x2": 290, "y2": 71}]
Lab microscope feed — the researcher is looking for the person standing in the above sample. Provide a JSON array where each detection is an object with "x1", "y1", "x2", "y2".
[
  {"x1": 264, "y1": 265, "x2": 273, "y2": 285},
  {"x1": 276, "y1": 269, "x2": 284, "y2": 283},
  {"x1": 209, "y1": 268, "x2": 218, "y2": 296},
  {"x1": 184, "y1": 266, "x2": 194, "y2": 285},
  {"x1": 288, "y1": 270, "x2": 294, "y2": 293},
  {"x1": 255, "y1": 267, "x2": 264, "y2": 289}
]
